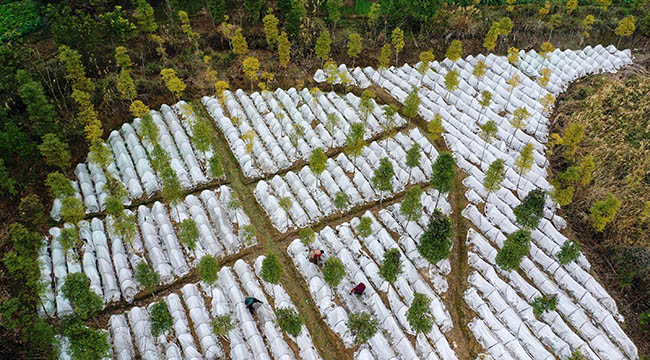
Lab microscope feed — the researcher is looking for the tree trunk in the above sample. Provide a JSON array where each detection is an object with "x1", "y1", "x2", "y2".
[
  {"x1": 435, "y1": 191, "x2": 441, "y2": 209},
  {"x1": 516, "y1": 172, "x2": 522, "y2": 192},
  {"x1": 480, "y1": 141, "x2": 488, "y2": 168},
  {"x1": 509, "y1": 130, "x2": 516, "y2": 147}
]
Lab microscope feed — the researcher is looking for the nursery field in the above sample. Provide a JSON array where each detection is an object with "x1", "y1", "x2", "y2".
[{"x1": 31, "y1": 43, "x2": 648, "y2": 360}]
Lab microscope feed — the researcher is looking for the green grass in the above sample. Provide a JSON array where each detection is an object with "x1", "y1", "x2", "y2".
[{"x1": 0, "y1": 0, "x2": 41, "y2": 43}]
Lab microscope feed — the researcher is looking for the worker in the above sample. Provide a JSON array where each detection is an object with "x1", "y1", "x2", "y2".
[
  {"x1": 349, "y1": 282, "x2": 366, "y2": 296},
  {"x1": 308, "y1": 249, "x2": 325, "y2": 265},
  {"x1": 245, "y1": 297, "x2": 262, "y2": 315}
]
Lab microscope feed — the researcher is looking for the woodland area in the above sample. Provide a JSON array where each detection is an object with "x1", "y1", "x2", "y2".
[{"x1": 0, "y1": 0, "x2": 649, "y2": 358}]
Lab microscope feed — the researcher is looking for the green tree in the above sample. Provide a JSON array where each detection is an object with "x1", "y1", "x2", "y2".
[
  {"x1": 19, "y1": 194, "x2": 45, "y2": 228},
  {"x1": 477, "y1": 90, "x2": 492, "y2": 125},
  {"x1": 428, "y1": 113, "x2": 443, "y2": 141},
  {"x1": 261, "y1": 253, "x2": 283, "y2": 284},
  {"x1": 418, "y1": 209, "x2": 453, "y2": 264},
  {"x1": 279, "y1": 196, "x2": 293, "y2": 228},
  {"x1": 531, "y1": 294, "x2": 558, "y2": 315},
  {"x1": 38, "y1": 133, "x2": 71, "y2": 170},
  {"x1": 590, "y1": 194, "x2": 620, "y2": 232},
  {"x1": 192, "y1": 120, "x2": 213, "y2": 153},
  {"x1": 407, "y1": 292, "x2": 433, "y2": 334},
  {"x1": 199, "y1": 255, "x2": 220, "y2": 286},
  {"x1": 347, "y1": 32, "x2": 362, "y2": 67},
  {"x1": 445, "y1": 40, "x2": 463, "y2": 64},
  {"x1": 133, "y1": 0, "x2": 158, "y2": 33},
  {"x1": 382, "y1": 104, "x2": 398, "y2": 133},
  {"x1": 276, "y1": 307, "x2": 303, "y2": 337},
  {"x1": 357, "y1": 217, "x2": 373, "y2": 238},
  {"x1": 403, "y1": 88, "x2": 420, "y2": 122},
  {"x1": 212, "y1": 315, "x2": 234, "y2": 339},
  {"x1": 473, "y1": 60, "x2": 487, "y2": 79},
  {"x1": 378, "y1": 44, "x2": 392, "y2": 70},
  {"x1": 484, "y1": 159, "x2": 506, "y2": 195},
  {"x1": 509, "y1": 107, "x2": 530, "y2": 146},
  {"x1": 100, "y1": 6, "x2": 136, "y2": 43},
  {"x1": 513, "y1": 189, "x2": 546, "y2": 229},
  {"x1": 391, "y1": 27, "x2": 405, "y2": 66},
  {"x1": 61, "y1": 273, "x2": 103, "y2": 320},
  {"x1": 242, "y1": 56, "x2": 260, "y2": 91},
  {"x1": 379, "y1": 248, "x2": 402, "y2": 283},
  {"x1": 309, "y1": 148, "x2": 327, "y2": 186},
  {"x1": 495, "y1": 229, "x2": 531, "y2": 271},
  {"x1": 61, "y1": 197, "x2": 85, "y2": 225},
  {"x1": 135, "y1": 261, "x2": 159, "y2": 294},
  {"x1": 444, "y1": 70, "x2": 459, "y2": 99},
  {"x1": 418, "y1": 50, "x2": 435, "y2": 76},
  {"x1": 46, "y1": 172, "x2": 75, "y2": 199},
  {"x1": 405, "y1": 143, "x2": 421, "y2": 183},
  {"x1": 372, "y1": 158, "x2": 395, "y2": 208},
  {"x1": 430, "y1": 152, "x2": 456, "y2": 208},
  {"x1": 209, "y1": 155, "x2": 224, "y2": 179},
  {"x1": 263, "y1": 12, "x2": 280, "y2": 48},
  {"x1": 16, "y1": 70, "x2": 55, "y2": 136},
  {"x1": 244, "y1": 0, "x2": 263, "y2": 22},
  {"x1": 322, "y1": 257, "x2": 346, "y2": 287},
  {"x1": 347, "y1": 312, "x2": 378, "y2": 344},
  {"x1": 334, "y1": 191, "x2": 349, "y2": 220},
  {"x1": 117, "y1": 69, "x2": 136, "y2": 102},
  {"x1": 278, "y1": 31, "x2": 291, "y2": 68},
  {"x1": 615, "y1": 15, "x2": 636, "y2": 47},
  {"x1": 401, "y1": 186, "x2": 423, "y2": 226},
  {"x1": 62, "y1": 317, "x2": 110, "y2": 360},
  {"x1": 360, "y1": 90, "x2": 376, "y2": 121},
  {"x1": 557, "y1": 240, "x2": 581, "y2": 265},
  {"x1": 0, "y1": 160, "x2": 17, "y2": 196},
  {"x1": 150, "y1": 300, "x2": 173, "y2": 336},
  {"x1": 299, "y1": 228, "x2": 316, "y2": 246},
  {"x1": 286, "y1": 0, "x2": 305, "y2": 37},
  {"x1": 232, "y1": 29, "x2": 248, "y2": 56},
  {"x1": 326, "y1": 0, "x2": 342, "y2": 25},
  {"x1": 345, "y1": 122, "x2": 366, "y2": 165},
  {"x1": 514, "y1": 143, "x2": 535, "y2": 192},
  {"x1": 315, "y1": 29, "x2": 332, "y2": 64}
]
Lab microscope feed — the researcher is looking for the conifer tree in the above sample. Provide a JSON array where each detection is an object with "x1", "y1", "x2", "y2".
[
  {"x1": 199, "y1": 255, "x2": 220, "y2": 286},
  {"x1": 401, "y1": 186, "x2": 423, "y2": 227},
  {"x1": 406, "y1": 143, "x2": 421, "y2": 183},
  {"x1": 232, "y1": 29, "x2": 248, "y2": 56},
  {"x1": 261, "y1": 253, "x2": 283, "y2": 284},
  {"x1": 39, "y1": 133, "x2": 71, "y2": 170},
  {"x1": 378, "y1": 44, "x2": 392, "y2": 70},
  {"x1": 372, "y1": 158, "x2": 395, "y2": 208},
  {"x1": 418, "y1": 50, "x2": 435, "y2": 76},
  {"x1": 473, "y1": 60, "x2": 487, "y2": 79},
  {"x1": 428, "y1": 114, "x2": 443, "y2": 141},
  {"x1": 323, "y1": 257, "x2": 346, "y2": 287},
  {"x1": 379, "y1": 248, "x2": 402, "y2": 284},
  {"x1": 326, "y1": 0, "x2": 342, "y2": 25},
  {"x1": 590, "y1": 194, "x2": 620, "y2": 232},
  {"x1": 566, "y1": 0, "x2": 577, "y2": 14},
  {"x1": 160, "y1": 68, "x2": 186, "y2": 100},
  {"x1": 347, "y1": 32, "x2": 362, "y2": 67},
  {"x1": 403, "y1": 88, "x2": 420, "y2": 122},
  {"x1": 515, "y1": 143, "x2": 534, "y2": 192},
  {"x1": 509, "y1": 107, "x2": 530, "y2": 146},
  {"x1": 178, "y1": 11, "x2": 200, "y2": 49},
  {"x1": 334, "y1": 191, "x2": 348, "y2": 220},
  {"x1": 278, "y1": 31, "x2": 291, "y2": 68},
  {"x1": 133, "y1": 0, "x2": 158, "y2": 33},
  {"x1": 446, "y1": 40, "x2": 463, "y2": 66},
  {"x1": 150, "y1": 300, "x2": 173, "y2": 336},
  {"x1": 430, "y1": 152, "x2": 456, "y2": 208},
  {"x1": 347, "y1": 312, "x2": 378, "y2": 344},
  {"x1": 391, "y1": 27, "x2": 405, "y2": 66},
  {"x1": 315, "y1": 29, "x2": 332, "y2": 64},
  {"x1": 244, "y1": 0, "x2": 263, "y2": 22},
  {"x1": 360, "y1": 90, "x2": 376, "y2": 121},
  {"x1": 407, "y1": 293, "x2": 434, "y2": 334},
  {"x1": 477, "y1": 90, "x2": 492, "y2": 124},
  {"x1": 513, "y1": 189, "x2": 546, "y2": 229},
  {"x1": 279, "y1": 196, "x2": 293, "y2": 229},
  {"x1": 444, "y1": 70, "x2": 459, "y2": 100},
  {"x1": 484, "y1": 159, "x2": 506, "y2": 196},
  {"x1": 356, "y1": 217, "x2": 373, "y2": 238},
  {"x1": 263, "y1": 11, "x2": 280, "y2": 48},
  {"x1": 345, "y1": 123, "x2": 366, "y2": 166},
  {"x1": 16, "y1": 70, "x2": 56, "y2": 136},
  {"x1": 496, "y1": 229, "x2": 531, "y2": 271},
  {"x1": 309, "y1": 148, "x2": 327, "y2": 187},
  {"x1": 242, "y1": 57, "x2": 260, "y2": 91}
]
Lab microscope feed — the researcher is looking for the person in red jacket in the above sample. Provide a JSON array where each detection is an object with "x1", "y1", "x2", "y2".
[
  {"x1": 308, "y1": 249, "x2": 324, "y2": 265},
  {"x1": 350, "y1": 282, "x2": 366, "y2": 296}
]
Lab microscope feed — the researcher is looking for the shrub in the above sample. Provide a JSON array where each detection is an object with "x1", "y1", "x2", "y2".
[
  {"x1": 356, "y1": 217, "x2": 372, "y2": 238},
  {"x1": 640, "y1": 310, "x2": 650, "y2": 327},
  {"x1": 38, "y1": 133, "x2": 70, "y2": 170},
  {"x1": 495, "y1": 229, "x2": 531, "y2": 271},
  {"x1": 208, "y1": 155, "x2": 224, "y2": 178},
  {"x1": 60, "y1": 196, "x2": 85, "y2": 225},
  {"x1": 276, "y1": 307, "x2": 303, "y2": 337},
  {"x1": 557, "y1": 240, "x2": 581, "y2": 265},
  {"x1": 198, "y1": 255, "x2": 220, "y2": 286},
  {"x1": 299, "y1": 228, "x2": 315, "y2": 246},
  {"x1": 407, "y1": 292, "x2": 433, "y2": 334},
  {"x1": 150, "y1": 300, "x2": 173, "y2": 336},
  {"x1": 513, "y1": 189, "x2": 546, "y2": 229},
  {"x1": 590, "y1": 193, "x2": 620, "y2": 232},
  {"x1": 212, "y1": 315, "x2": 234, "y2": 338},
  {"x1": 62, "y1": 317, "x2": 110, "y2": 360},
  {"x1": 346, "y1": 312, "x2": 378, "y2": 344},
  {"x1": 19, "y1": 194, "x2": 44, "y2": 227},
  {"x1": 616, "y1": 246, "x2": 650, "y2": 288},
  {"x1": 241, "y1": 224, "x2": 256, "y2": 244},
  {"x1": 379, "y1": 248, "x2": 402, "y2": 283},
  {"x1": 60, "y1": 227, "x2": 80, "y2": 252},
  {"x1": 178, "y1": 219, "x2": 199, "y2": 250},
  {"x1": 322, "y1": 257, "x2": 346, "y2": 287},
  {"x1": 568, "y1": 350, "x2": 586, "y2": 360},
  {"x1": 531, "y1": 294, "x2": 558, "y2": 315},
  {"x1": 418, "y1": 209, "x2": 453, "y2": 264},
  {"x1": 134, "y1": 261, "x2": 159, "y2": 293},
  {"x1": 261, "y1": 253, "x2": 283, "y2": 284},
  {"x1": 61, "y1": 272, "x2": 103, "y2": 320}
]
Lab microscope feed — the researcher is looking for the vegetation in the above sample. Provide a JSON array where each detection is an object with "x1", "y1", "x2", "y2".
[
  {"x1": 134, "y1": 261, "x2": 160, "y2": 294},
  {"x1": 150, "y1": 300, "x2": 173, "y2": 336},
  {"x1": 430, "y1": 152, "x2": 456, "y2": 208},
  {"x1": 531, "y1": 294, "x2": 558, "y2": 315},
  {"x1": 347, "y1": 312, "x2": 379, "y2": 344},
  {"x1": 379, "y1": 248, "x2": 403, "y2": 284},
  {"x1": 356, "y1": 216, "x2": 373, "y2": 238},
  {"x1": 198, "y1": 255, "x2": 220, "y2": 286},
  {"x1": 178, "y1": 219, "x2": 199, "y2": 250},
  {"x1": 299, "y1": 228, "x2": 316, "y2": 246},
  {"x1": 557, "y1": 240, "x2": 581, "y2": 265},
  {"x1": 418, "y1": 209, "x2": 453, "y2": 264},
  {"x1": 261, "y1": 253, "x2": 283, "y2": 284},
  {"x1": 513, "y1": 189, "x2": 546, "y2": 229},
  {"x1": 496, "y1": 229, "x2": 531, "y2": 271},
  {"x1": 276, "y1": 307, "x2": 303, "y2": 337},
  {"x1": 407, "y1": 292, "x2": 434, "y2": 334},
  {"x1": 323, "y1": 257, "x2": 346, "y2": 287},
  {"x1": 211, "y1": 315, "x2": 234, "y2": 338}
]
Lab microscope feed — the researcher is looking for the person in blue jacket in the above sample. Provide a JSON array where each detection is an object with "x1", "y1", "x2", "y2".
[{"x1": 245, "y1": 297, "x2": 262, "y2": 314}]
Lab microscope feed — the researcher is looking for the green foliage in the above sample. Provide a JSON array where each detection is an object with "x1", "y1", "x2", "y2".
[
  {"x1": 62, "y1": 317, "x2": 110, "y2": 360},
  {"x1": 61, "y1": 272, "x2": 103, "y2": 320},
  {"x1": 334, "y1": 191, "x2": 349, "y2": 211},
  {"x1": 372, "y1": 157, "x2": 395, "y2": 198},
  {"x1": 513, "y1": 189, "x2": 546, "y2": 229},
  {"x1": 244, "y1": 0, "x2": 263, "y2": 22},
  {"x1": 326, "y1": 0, "x2": 342, "y2": 25},
  {"x1": 345, "y1": 122, "x2": 366, "y2": 160},
  {"x1": 16, "y1": 70, "x2": 55, "y2": 136},
  {"x1": 515, "y1": 143, "x2": 534, "y2": 178},
  {"x1": 285, "y1": 0, "x2": 305, "y2": 37},
  {"x1": 192, "y1": 119, "x2": 213, "y2": 153},
  {"x1": 557, "y1": 240, "x2": 581, "y2": 265},
  {"x1": 38, "y1": 133, "x2": 71, "y2": 170},
  {"x1": 406, "y1": 143, "x2": 421, "y2": 171},
  {"x1": 381, "y1": 0, "x2": 441, "y2": 27},
  {"x1": 279, "y1": 196, "x2": 293, "y2": 212},
  {"x1": 360, "y1": 90, "x2": 376, "y2": 119},
  {"x1": 418, "y1": 209, "x2": 453, "y2": 264},
  {"x1": 61, "y1": 196, "x2": 85, "y2": 225},
  {"x1": 60, "y1": 227, "x2": 80, "y2": 252},
  {"x1": 356, "y1": 217, "x2": 373, "y2": 238},
  {"x1": 407, "y1": 292, "x2": 433, "y2": 334},
  {"x1": 379, "y1": 248, "x2": 403, "y2": 283},
  {"x1": 640, "y1": 310, "x2": 650, "y2": 327},
  {"x1": 0, "y1": 159, "x2": 17, "y2": 196},
  {"x1": 276, "y1": 307, "x2": 303, "y2": 337},
  {"x1": 212, "y1": 314, "x2": 234, "y2": 337},
  {"x1": 199, "y1": 255, "x2": 220, "y2": 286},
  {"x1": 160, "y1": 166, "x2": 183, "y2": 205},
  {"x1": 209, "y1": 155, "x2": 224, "y2": 178},
  {"x1": 117, "y1": 69, "x2": 136, "y2": 101},
  {"x1": 430, "y1": 152, "x2": 456, "y2": 197},
  {"x1": 531, "y1": 294, "x2": 558, "y2": 315},
  {"x1": 150, "y1": 300, "x2": 173, "y2": 336},
  {"x1": 113, "y1": 212, "x2": 137, "y2": 244},
  {"x1": 19, "y1": 193, "x2": 44, "y2": 227},
  {"x1": 446, "y1": 40, "x2": 463, "y2": 62},
  {"x1": 261, "y1": 253, "x2": 283, "y2": 284},
  {"x1": 484, "y1": 159, "x2": 506, "y2": 194},
  {"x1": 133, "y1": 0, "x2": 158, "y2": 33},
  {"x1": 403, "y1": 88, "x2": 420, "y2": 120},
  {"x1": 46, "y1": 172, "x2": 75, "y2": 199},
  {"x1": 0, "y1": 1, "x2": 42, "y2": 43},
  {"x1": 178, "y1": 219, "x2": 199, "y2": 250},
  {"x1": 241, "y1": 224, "x2": 256, "y2": 244},
  {"x1": 347, "y1": 32, "x2": 362, "y2": 63},
  {"x1": 378, "y1": 44, "x2": 392, "y2": 69},
  {"x1": 263, "y1": 12, "x2": 280, "y2": 48},
  {"x1": 444, "y1": 69, "x2": 459, "y2": 92},
  {"x1": 315, "y1": 29, "x2": 331, "y2": 62},
  {"x1": 401, "y1": 186, "x2": 424, "y2": 222},
  {"x1": 495, "y1": 229, "x2": 531, "y2": 271},
  {"x1": 568, "y1": 350, "x2": 586, "y2": 360},
  {"x1": 99, "y1": 6, "x2": 136, "y2": 43},
  {"x1": 299, "y1": 228, "x2": 316, "y2": 246},
  {"x1": 616, "y1": 246, "x2": 650, "y2": 288},
  {"x1": 135, "y1": 261, "x2": 159, "y2": 293},
  {"x1": 347, "y1": 312, "x2": 378, "y2": 344},
  {"x1": 323, "y1": 257, "x2": 346, "y2": 287},
  {"x1": 309, "y1": 148, "x2": 328, "y2": 176},
  {"x1": 590, "y1": 193, "x2": 620, "y2": 232}
]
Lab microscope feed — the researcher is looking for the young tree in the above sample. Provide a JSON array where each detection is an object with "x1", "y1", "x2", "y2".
[
  {"x1": 130, "y1": 100, "x2": 150, "y2": 118},
  {"x1": 232, "y1": 29, "x2": 248, "y2": 56},
  {"x1": 244, "y1": 0, "x2": 263, "y2": 22},
  {"x1": 150, "y1": 300, "x2": 173, "y2": 336},
  {"x1": 506, "y1": 74, "x2": 521, "y2": 105},
  {"x1": 178, "y1": 10, "x2": 200, "y2": 49},
  {"x1": 345, "y1": 122, "x2": 366, "y2": 165},
  {"x1": 473, "y1": 60, "x2": 487, "y2": 79},
  {"x1": 557, "y1": 240, "x2": 581, "y2": 265},
  {"x1": 382, "y1": 104, "x2": 398, "y2": 133},
  {"x1": 309, "y1": 148, "x2": 328, "y2": 186},
  {"x1": 46, "y1": 172, "x2": 75, "y2": 199},
  {"x1": 334, "y1": 191, "x2": 349, "y2": 220},
  {"x1": 117, "y1": 69, "x2": 136, "y2": 102},
  {"x1": 133, "y1": 0, "x2": 158, "y2": 33},
  {"x1": 322, "y1": 257, "x2": 346, "y2": 287},
  {"x1": 391, "y1": 27, "x2": 405, "y2": 66},
  {"x1": 279, "y1": 196, "x2": 293, "y2": 229},
  {"x1": 444, "y1": 70, "x2": 459, "y2": 100},
  {"x1": 590, "y1": 194, "x2": 620, "y2": 232},
  {"x1": 199, "y1": 255, "x2": 220, "y2": 286},
  {"x1": 418, "y1": 50, "x2": 435, "y2": 76},
  {"x1": 135, "y1": 261, "x2": 159, "y2": 294},
  {"x1": 61, "y1": 197, "x2": 85, "y2": 225},
  {"x1": 16, "y1": 70, "x2": 55, "y2": 136},
  {"x1": 347, "y1": 32, "x2": 362, "y2": 67},
  {"x1": 356, "y1": 217, "x2": 373, "y2": 238},
  {"x1": 407, "y1": 292, "x2": 433, "y2": 334},
  {"x1": 61, "y1": 272, "x2": 103, "y2": 320},
  {"x1": 428, "y1": 113, "x2": 443, "y2": 140},
  {"x1": 160, "y1": 68, "x2": 186, "y2": 100},
  {"x1": 360, "y1": 90, "x2": 376, "y2": 121},
  {"x1": 347, "y1": 312, "x2": 379, "y2": 344},
  {"x1": 484, "y1": 159, "x2": 506, "y2": 196},
  {"x1": 276, "y1": 307, "x2": 303, "y2": 337},
  {"x1": 261, "y1": 253, "x2": 283, "y2": 284},
  {"x1": 325, "y1": 112, "x2": 340, "y2": 147},
  {"x1": 495, "y1": 229, "x2": 531, "y2": 271},
  {"x1": 513, "y1": 189, "x2": 546, "y2": 229},
  {"x1": 531, "y1": 294, "x2": 558, "y2": 315},
  {"x1": 62, "y1": 317, "x2": 110, "y2": 360},
  {"x1": 378, "y1": 44, "x2": 392, "y2": 70},
  {"x1": 315, "y1": 29, "x2": 332, "y2": 64},
  {"x1": 418, "y1": 209, "x2": 453, "y2": 264},
  {"x1": 401, "y1": 186, "x2": 424, "y2": 227},
  {"x1": 403, "y1": 88, "x2": 420, "y2": 122},
  {"x1": 262, "y1": 11, "x2": 280, "y2": 48},
  {"x1": 430, "y1": 152, "x2": 456, "y2": 208},
  {"x1": 372, "y1": 158, "x2": 395, "y2": 208},
  {"x1": 514, "y1": 143, "x2": 534, "y2": 192},
  {"x1": 242, "y1": 57, "x2": 260, "y2": 91},
  {"x1": 299, "y1": 228, "x2": 316, "y2": 246},
  {"x1": 445, "y1": 40, "x2": 463, "y2": 66},
  {"x1": 566, "y1": 0, "x2": 577, "y2": 14},
  {"x1": 615, "y1": 15, "x2": 636, "y2": 47},
  {"x1": 326, "y1": 0, "x2": 342, "y2": 25},
  {"x1": 278, "y1": 31, "x2": 291, "y2": 68},
  {"x1": 19, "y1": 194, "x2": 45, "y2": 228},
  {"x1": 285, "y1": 0, "x2": 306, "y2": 37},
  {"x1": 379, "y1": 248, "x2": 403, "y2": 283},
  {"x1": 406, "y1": 143, "x2": 421, "y2": 182},
  {"x1": 477, "y1": 90, "x2": 492, "y2": 125},
  {"x1": 582, "y1": 15, "x2": 595, "y2": 41},
  {"x1": 39, "y1": 133, "x2": 71, "y2": 170},
  {"x1": 212, "y1": 315, "x2": 234, "y2": 339}
]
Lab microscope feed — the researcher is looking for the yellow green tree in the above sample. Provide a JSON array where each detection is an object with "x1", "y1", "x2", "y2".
[
  {"x1": 615, "y1": 15, "x2": 636, "y2": 47},
  {"x1": 263, "y1": 11, "x2": 280, "y2": 48},
  {"x1": 178, "y1": 11, "x2": 200, "y2": 49},
  {"x1": 509, "y1": 107, "x2": 530, "y2": 146},
  {"x1": 428, "y1": 113, "x2": 443, "y2": 141},
  {"x1": 538, "y1": 1, "x2": 550, "y2": 16},
  {"x1": 444, "y1": 70, "x2": 459, "y2": 100},
  {"x1": 515, "y1": 143, "x2": 535, "y2": 191},
  {"x1": 391, "y1": 27, "x2": 405, "y2": 66},
  {"x1": 161, "y1": 68, "x2": 186, "y2": 100},
  {"x1": 473, "y1": 60, "x2": 487, "y2": 79},
  {"x1": 130, "y1": 100, "x2": 149, "y2": 118},
  {"x1": 418, "y1": 50, "x2": 435, "y2": 76},
  {"x1": 232, "y1": 28, "x2": 248, "y2": 56},
  {"x1": 347, "y1": 32, "x2": 362, "y2": 67},
  {"x1": 446, "y1": 40, "x2": 463, "y2": 66},
  {"x1": 278, "y1": 31, "x2": 291, "y2": 68},
  {"x1": 590, "y1": 194, "x2": 620, "y2": 232},
  {"x1": 242, "y1": 57, "x2": 260, "y2": 90},
  {"x1": 378, "y1": 44, "x2": 392, "y2": 70},
  {"x1": 566, "y1": 0, "x2": 577, "y2": 15},
  {"x1": 315, "y1": 29, "x2": 332, "y2": 64}
]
